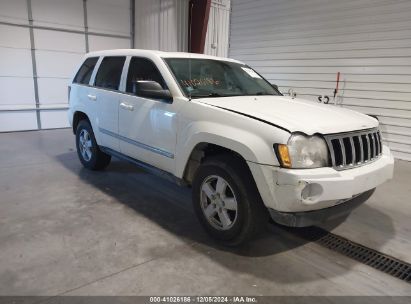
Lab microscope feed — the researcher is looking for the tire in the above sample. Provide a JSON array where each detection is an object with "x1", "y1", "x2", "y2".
[
  {"x1": 75, "y1": 119, "x2": 111, "y2": 170},
  {"x1": 192, "y1": 154, "x2": 268, "y2": 246}
]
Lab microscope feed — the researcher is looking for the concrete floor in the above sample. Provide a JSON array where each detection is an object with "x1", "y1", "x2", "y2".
[{"x1": 0, "y1": 129, "x2": 410, "y2": 296}]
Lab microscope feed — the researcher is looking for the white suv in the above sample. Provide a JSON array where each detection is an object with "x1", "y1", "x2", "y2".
[{"x1": 68, "y1": 49, "x2": 394, "y2": 245}]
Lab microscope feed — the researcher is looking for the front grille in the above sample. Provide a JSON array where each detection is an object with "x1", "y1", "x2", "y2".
[{"x1": 324, "y1": 128, "x2": 382, "y2": 170}]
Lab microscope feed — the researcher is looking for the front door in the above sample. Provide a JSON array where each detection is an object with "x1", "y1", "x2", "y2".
[{"x1": 119, "y1": 57, "x2": 177, "y2": 173}]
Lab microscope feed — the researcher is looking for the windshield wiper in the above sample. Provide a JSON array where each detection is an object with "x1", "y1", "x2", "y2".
[
  {"x1": 206, "y1": 93, "x2": 224, "y2": 97},
  {"x1": 190, "y1": 93, "x2": 239, "y2": 98},
  {"x1": 255, "y1": 92, "x2": 273, "y2": 96}
]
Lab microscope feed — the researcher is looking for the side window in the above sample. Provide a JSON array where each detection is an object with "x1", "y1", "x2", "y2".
[
  {"x1": 94, "y1": 56, "x2": 126, "y2": 90},
  {"x1": 73, "y1": 57, "x2": 98, "y2": 85},
  {"x1": 126, "y1": 57, "x2": 167, "y2": 94}
]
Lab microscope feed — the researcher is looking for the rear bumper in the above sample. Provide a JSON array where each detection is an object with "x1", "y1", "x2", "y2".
[
  {"x1": 268, "y1": 188, "x2": 375, "y2": 227},
  {"x1": 248, "y1": 145, "x2": 394, "y2": 213}
]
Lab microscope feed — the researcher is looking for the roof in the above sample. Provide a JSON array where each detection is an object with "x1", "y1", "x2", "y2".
[{"x1": 85, "y1": 49, "x2": 243, "y2": 64}]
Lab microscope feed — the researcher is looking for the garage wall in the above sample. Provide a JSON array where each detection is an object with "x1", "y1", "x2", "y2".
[
  {"x1": 204, "y1": 0, "x2": 230, "y2": 57},
  {"x1": 0, "y1": 0, "x2": 132, "y2": 132},
  {"x1": 229, "y1": 0, "x2": 411, "y2": 161},
  {"x1": 134, "y1": 0, "x2": 188, "y2": 52}
]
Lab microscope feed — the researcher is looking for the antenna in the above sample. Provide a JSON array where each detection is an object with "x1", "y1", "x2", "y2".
[
  {"x1": 189, "y1": 54, "x2": 192, "y2": 101},
  {"x1": 188, "y1": 1, "x2": 193, "y2": 101}
]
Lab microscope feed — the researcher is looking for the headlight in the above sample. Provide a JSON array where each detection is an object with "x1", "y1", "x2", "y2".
[{"x1": 275, "y1": 134, "x2": 329, "y2": 168}]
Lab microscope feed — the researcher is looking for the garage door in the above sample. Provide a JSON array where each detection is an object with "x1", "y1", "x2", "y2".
[
  {"x1": 229, "y1": 0, "x2": 411, "y2": 161},
  {"x1": 0, "y1": 0, "x2": 131, "y2": 132}
]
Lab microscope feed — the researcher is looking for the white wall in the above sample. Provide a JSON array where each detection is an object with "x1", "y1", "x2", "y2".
[
  {"x1": 134, "y1": 0, "x2": 188, "y2": 52},
  {"x1": 0, "y1": 0, "x2": 190, "y2": 132},
  {"x1": 229, "y1": 0, "x2": 411, "y2": 161},
  {"x1": 0, "y1": 0, "x2": 131, "y2": 132},
  {"x1": 204, "y1": 0, "x2": 230, "y2": 57}
]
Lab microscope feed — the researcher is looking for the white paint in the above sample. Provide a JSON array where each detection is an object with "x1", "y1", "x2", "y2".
[
  {"x1": 68, "y1": 49, "x2": 394, "y2": 213},
  {"x1": 229, "y1": 0, "x2": 411, "y2": 161}
]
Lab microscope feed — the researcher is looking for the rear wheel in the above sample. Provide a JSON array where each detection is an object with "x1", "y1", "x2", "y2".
[
  {"x1": 76, "y1": 120, "x2": 111, "y2": 170},
  {"x1": 192, "y1": 154, "x2": 268, "y2": 246}
]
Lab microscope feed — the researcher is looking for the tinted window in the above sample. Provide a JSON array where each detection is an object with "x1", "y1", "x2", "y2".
[
  {"x1": 73, "y1": 57, "x2": 98, "y2": 84},
  {"x1": 94, "y1": 56, "x2": 126, "y2": 90},
  {"x1": 126, "y1": 57, "x2": 166, "y2": 94}
]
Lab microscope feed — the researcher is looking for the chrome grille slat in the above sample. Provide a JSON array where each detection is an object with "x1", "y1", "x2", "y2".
[
  {"x1": 377, "y1": 131, "x2": 383, "y2": 153},
  {"x1": 375, "y1": 132, "x2": 380, "y2": 155},
  {"x1": 339, "y1": 138, "x2": 346, "y2": 166},
  {"x1": 359, "y1": 135, "x2": 364, "y2": 163},
  {"x1": 371, "y1": 133, "x2": 377, "y2": 159},
  {"x1": 328, "y1": 139, "x2": 336, "y2": 167},
  {"x1": 324, "y1": 128, "x2": 382, "y2": 171},
  {"x1": 365, "y1": 135, "x2": 371, "y2": 161},
  {"x1": 349, "y1": 137, "x2": 356, "y2": 165}
]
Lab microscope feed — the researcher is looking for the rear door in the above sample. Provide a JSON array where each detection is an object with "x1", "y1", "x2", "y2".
[
  {"x1": 70, "y1": 57, "x2": 99, "y2": 125},
  {"x1": 93, "y1": 56, "x2": 126, "y2": 151}
]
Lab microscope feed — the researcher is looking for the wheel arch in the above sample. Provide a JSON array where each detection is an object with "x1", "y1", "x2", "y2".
[
  {"x1": 179, "y1": 140, "x2": 255, "y2": 185},
  {"x1": 72, "y1": 111, "x2": 90, "y2": 134}
]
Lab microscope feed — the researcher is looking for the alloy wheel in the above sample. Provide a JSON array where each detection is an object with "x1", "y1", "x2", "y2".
[
  {"x1": 79, "y1": 129, "x2": 93, "y2": 161},
  {"x1": 200, "y1": 175, "x2": 238, "y2": 230}
]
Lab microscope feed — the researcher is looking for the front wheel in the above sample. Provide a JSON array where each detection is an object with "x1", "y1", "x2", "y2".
[
  {"x1": 76, "y1": 120, "x2": 111, "y2": 170},
  {"x1": 192, "y1": 155, "x2": 268, "y2": 246}
]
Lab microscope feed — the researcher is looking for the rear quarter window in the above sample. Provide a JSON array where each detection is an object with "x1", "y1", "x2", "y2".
[{"x1": 73, "y1": 57, "x2": 98, "y2": 85}]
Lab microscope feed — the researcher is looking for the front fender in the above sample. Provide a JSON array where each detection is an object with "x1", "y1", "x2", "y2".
[{"x1": 174, "y1": 120, "x2": 287, "y2": 178}]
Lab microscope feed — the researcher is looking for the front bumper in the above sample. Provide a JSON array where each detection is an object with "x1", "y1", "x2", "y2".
[
  {"x1": 268, "y1": 188, "x2": 375, "y2": 227},
  {"x1": 247, "y1": 145, "x2": 394, "y2": 213}
]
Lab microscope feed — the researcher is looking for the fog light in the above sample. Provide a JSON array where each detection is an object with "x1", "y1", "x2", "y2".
[{"x1": 301, "y1": 183, "x2": 323, "y2": 204}]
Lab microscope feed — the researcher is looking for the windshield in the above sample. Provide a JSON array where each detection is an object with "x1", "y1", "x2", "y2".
[{"x1": 164, "y1": 58, "x2": 281, "y2": 98}]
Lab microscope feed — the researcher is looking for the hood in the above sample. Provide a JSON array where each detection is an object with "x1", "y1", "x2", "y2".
[{"x1": 197, "y1": 95, "x2": 378, "y2": 135}]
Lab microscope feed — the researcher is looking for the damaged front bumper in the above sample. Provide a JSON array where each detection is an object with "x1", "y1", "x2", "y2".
[
  {"x1": 268, "y1": 188, "x2": 375, "y2": 227},
  {"x1": 247, "y1": 145, "x2": 395, "y2": 224}
]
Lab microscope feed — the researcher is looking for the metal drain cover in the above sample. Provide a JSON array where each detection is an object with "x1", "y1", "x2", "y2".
[
  {"x1": 318, "y1": 232, "x2": 411, "y2": 283},
  {"x1": 290, "y1": 226, "x2": 411, "y2": 284}
]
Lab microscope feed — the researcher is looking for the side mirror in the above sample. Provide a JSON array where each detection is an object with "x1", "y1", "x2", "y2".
[{"x1": 133, "y1": 80, "x2": 173, "y2": 102}]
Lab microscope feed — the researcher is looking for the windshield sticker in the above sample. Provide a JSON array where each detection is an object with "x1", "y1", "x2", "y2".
[
  {"x1": 180, "y1": 78, "x2": 221, "y2": 87},
  {"x1": 241, "y1": 67, "x2": 261, "y2": 79}
]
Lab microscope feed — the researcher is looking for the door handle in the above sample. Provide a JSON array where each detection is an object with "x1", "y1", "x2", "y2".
[
  {"x1": 120, "y1": 102, "x2": 134, "y2": 111},
  {"x1": 87, "y1": 94, "x2": 97, "y2": 101}
]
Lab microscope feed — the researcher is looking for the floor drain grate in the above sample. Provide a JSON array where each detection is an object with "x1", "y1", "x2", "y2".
[{"x1": 315, "y1": 231, "x2": 411, "y2": 283}]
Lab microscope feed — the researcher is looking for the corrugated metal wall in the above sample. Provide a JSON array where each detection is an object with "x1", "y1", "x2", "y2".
[
  {"x1": 0, "y1": 0, "x2": 132, "y2": 132},
  {"x1": 204, "y1": 0, "x2": 230, "y2": 57},
  {"x1": 135, "y1": 0, "x2": 188, "y2": 52},
  {"x1": 229, "y1": 0, "x2": 411, "y2": 161}
]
